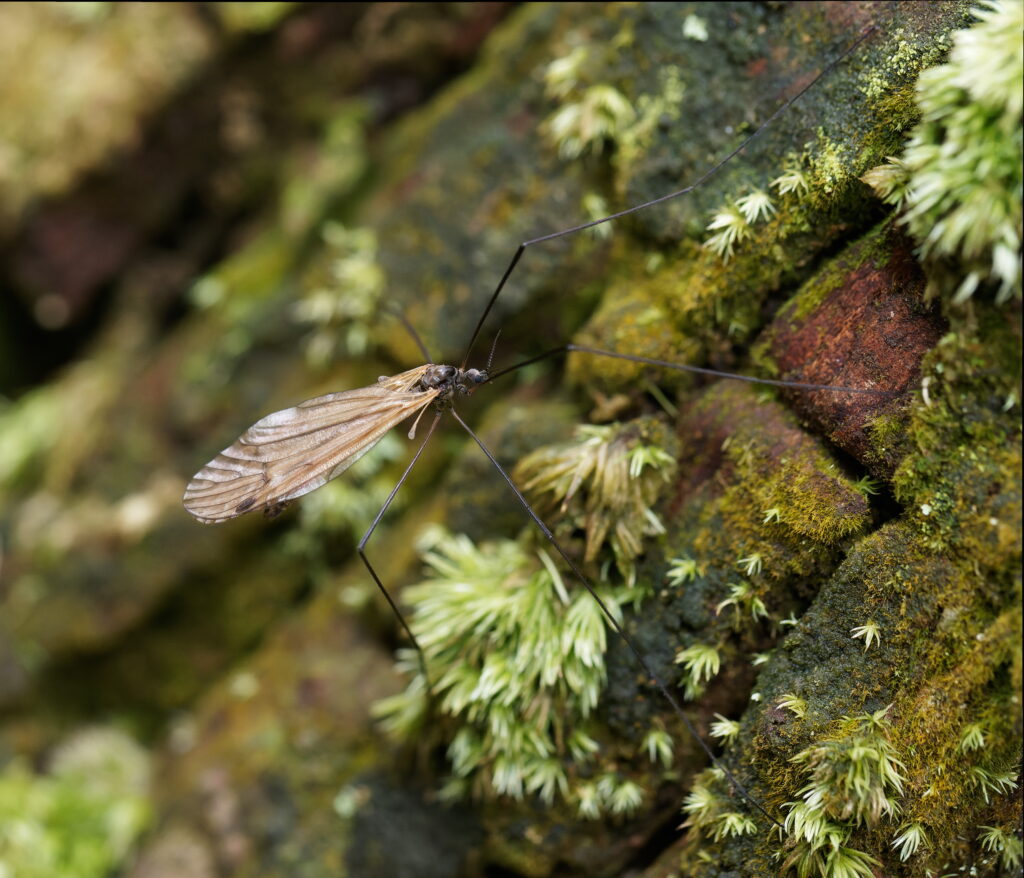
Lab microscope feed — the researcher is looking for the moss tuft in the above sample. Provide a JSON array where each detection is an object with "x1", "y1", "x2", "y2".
[
  {"x1": 514, "y1": 416, "x2": 677, "y2": 588},
  {"x1": 862, "y1": 0, "x2": 1023, "y2": 305},
  {"x1": 373, "y1": 530, "x2": 630, "y2": 816}
]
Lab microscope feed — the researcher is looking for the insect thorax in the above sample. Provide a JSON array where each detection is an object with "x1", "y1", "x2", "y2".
[{"x1": 420, "y1": 364, "x2": 488, "y2": 408}]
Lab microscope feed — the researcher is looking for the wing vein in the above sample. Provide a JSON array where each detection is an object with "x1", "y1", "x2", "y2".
[{"x1": 183, "y1": 367, "x2": 438, "y2": 523}]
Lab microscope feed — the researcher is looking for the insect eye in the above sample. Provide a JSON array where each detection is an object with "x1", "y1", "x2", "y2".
[{"x1": 465, "y1": 369, "x2": 487, "y2": 384}]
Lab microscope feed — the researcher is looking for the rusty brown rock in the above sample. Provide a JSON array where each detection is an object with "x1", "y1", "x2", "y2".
[{"x1": 764, "y1": 226, "x2": 946, "y2": 477}]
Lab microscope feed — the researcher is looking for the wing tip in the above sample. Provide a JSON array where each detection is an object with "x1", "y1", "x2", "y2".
[{"x1": 182, "y1": 465, "x2": 269, "y2": 524}]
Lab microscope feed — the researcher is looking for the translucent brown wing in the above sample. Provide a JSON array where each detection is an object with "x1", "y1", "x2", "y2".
[{"x1": 183, "y1": 366, "x2": 439, "y2": 523}]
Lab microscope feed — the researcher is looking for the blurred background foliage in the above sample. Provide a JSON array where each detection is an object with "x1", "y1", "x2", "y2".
[
  {"x1": 0, "y1": 3, "x2": 1019, "y2": 878},
  {"x1": 1, "y1": 4, "x2": 516, "y2": 875}
]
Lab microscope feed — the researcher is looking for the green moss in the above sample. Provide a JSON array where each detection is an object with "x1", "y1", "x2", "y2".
[
  {"x1": 542, "y1": 82, "x2": 636, "y2": 161},
  {"x1": 892, "y1": 314, "x2": 1021, "y2": 565},
  {"x1": 680, "y1": 383, "x2": 870, "y2": 577},
  {"x1": 586, "y1": 14, "x2": 963, "y2": 390},
  {"x1": 762, "y1": 457, "x2": 1019, "y2": 869},
  {"x1": 566, "y1": 244, "x2": 706, "y2": 392},
  {"x1": 570, "y1": 231, "x2": 816, "y2": 394},
  {"x1": 979, "y1": 823, "x2": 1024, "y2": 872},
  {"x1": 671, "y1": 497, "x2": 1018, "y2": 874},
  {"x1": 791, "y1": 707, "x2": 906, "y2": 827},
  {"x1": 373, "y1": 530, "x2": 630, "y2": 818},
  {"x1": 514, "y1": 416, "x2": 678, "y2": 588},
  {"x1": 0, "y1": 727, "x2": 151, "y2": 878},
  {"x1": 862, "y1": 0, "x2": 1023, "y2": 305}
]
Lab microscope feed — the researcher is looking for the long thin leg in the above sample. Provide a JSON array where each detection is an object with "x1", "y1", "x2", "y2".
[
  {"x1": 460, "y1": 25, "x2": 877, "y2": 369},
  {"x1": 448, "y1": 408, "x2": 782, "y2": 828},
  {"x1": 357, "y1": 412, "x2": 442, "y2": 672},
  {"x1": 486, "y1": 343, "x2": 902, "y2": 398},
  {"x1": 388, "y1": 307, "x2": 434, "y2": 363}
]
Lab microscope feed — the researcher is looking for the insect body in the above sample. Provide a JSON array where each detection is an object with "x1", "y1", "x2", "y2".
[{"x1": 183, "y1": 364, "x2": 487, "y2": 523}]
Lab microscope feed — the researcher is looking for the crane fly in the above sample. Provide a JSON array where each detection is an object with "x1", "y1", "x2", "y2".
[{"x1": 183, "y1": 24, "x2": 887, "y2": 829}]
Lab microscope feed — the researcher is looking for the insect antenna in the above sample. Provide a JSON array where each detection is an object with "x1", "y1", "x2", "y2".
[
  {"x1": 447, "y1": 408, "x2": 783, "y2": 828},
  {"x1": 387, "y1": 306, "x2": 434, "y2": 362},
  {"x1": 460, "y1": 24, "x2": 878, "y2": 371},
  {"x1": 357, "y1": 411, "x2": 443, "y2": 686},
  {"x1": 485, "y1": 329, "x2": 502, "y2": 372}
]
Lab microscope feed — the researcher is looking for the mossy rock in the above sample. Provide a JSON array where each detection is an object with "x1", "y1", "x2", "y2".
[{"x1": 4, "y1": 3, "x2": 1020, "y2": 878}]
